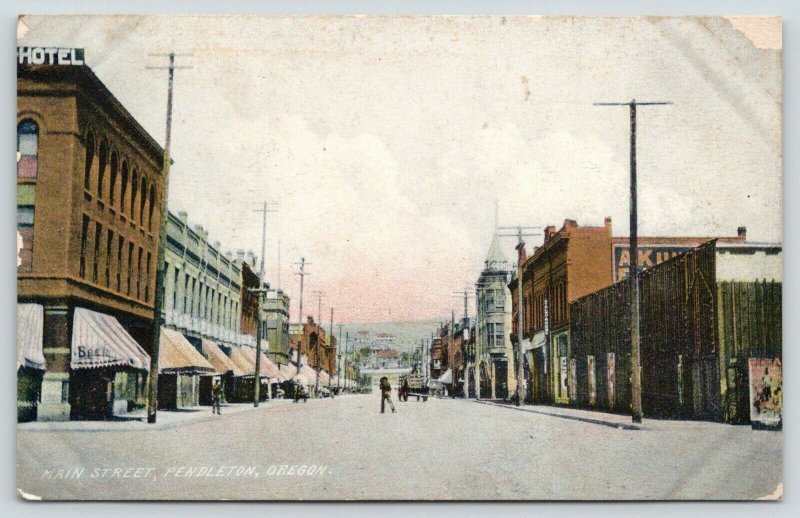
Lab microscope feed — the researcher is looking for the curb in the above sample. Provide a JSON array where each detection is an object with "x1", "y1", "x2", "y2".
[{"x1": 473, "y1": 399, "x2": 641, "y2": 431}]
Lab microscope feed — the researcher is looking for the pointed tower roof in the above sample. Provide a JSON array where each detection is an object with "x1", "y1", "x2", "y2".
[{"x1": 485, "y1": 233, "x2": 507, "y2": 270}]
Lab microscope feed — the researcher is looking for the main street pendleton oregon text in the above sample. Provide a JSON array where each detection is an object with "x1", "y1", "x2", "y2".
[{"x1": 16, "y1": 39, "x2": 782, "y2": 501}]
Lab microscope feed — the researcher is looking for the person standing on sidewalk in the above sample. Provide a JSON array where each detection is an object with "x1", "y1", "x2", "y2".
[
  {"x1": 379, "y1": 376, "x2": 396, "y2": 414},
  {"x1": 212, "y1": 380, "x2": 223, "y2": 415}
]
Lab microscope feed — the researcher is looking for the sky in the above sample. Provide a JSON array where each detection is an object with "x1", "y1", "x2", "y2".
[{"x1": 18, "y1": 15, "x2": 782, "y2": 323}]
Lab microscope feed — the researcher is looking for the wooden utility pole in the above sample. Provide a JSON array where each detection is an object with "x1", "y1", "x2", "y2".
[
  {"x1": 253, "y1": 202, "x2": 279, "y2": 280},
  {"x1": 498, "y1": 225, "x2": 540, "y2": 407},
  {"x1": 336, "y1": 324, "x2": 344, "y2": 391},
  {"x1": 145, "y1": 52, "x2": 191, "y2": 424},
  {"x1": 249, "y1": 284, "x2": 269, "y2": 406},
  {"x1": 329, "y1": 307, "x2": 334, "y2": 391},
  {"x1": 293, "y1": 258, "x2": 310, "y2": 370},
  {"x1": 313, "y1": 290, "x2": 324, "y2": 395},
  {"x1": 595, "y1": 99, "x2": 671, "y2": 423}
]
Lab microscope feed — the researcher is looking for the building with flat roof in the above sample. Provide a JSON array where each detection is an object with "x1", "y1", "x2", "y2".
[{"x1": 17, "y1": 54, "x2": 165, "y2": 420}]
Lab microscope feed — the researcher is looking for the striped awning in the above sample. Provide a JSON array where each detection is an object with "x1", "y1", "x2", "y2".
[
  {"x1": 240, "y1": 346, "x2": 285, "y2": 381},
  {"x1": 17, "y1": 303, "x2": 45, "y2": 370},
  {"x1": 201, "y1": 339, "x2": 244, "y2": 376},
  {"x1": 159, "y1": 328, "x2": 215, "y2": 374},
  {"x1": 227, "y1": 346, "x2": 256, "y2": 375},
  {"x1": 71, "y1": 307, "x2": 150, "y2": 371}
]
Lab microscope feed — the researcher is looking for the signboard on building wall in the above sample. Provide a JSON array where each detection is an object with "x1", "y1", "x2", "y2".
[
  {"x1": 612, "y1": 244, "x2": 692, "y2": 282},
  {"x1": 748, "y1": 358, "x2": 782, "y2": 428},
  {"x1": 17, "y1": 47, "x2": 85, "y2": 65}
]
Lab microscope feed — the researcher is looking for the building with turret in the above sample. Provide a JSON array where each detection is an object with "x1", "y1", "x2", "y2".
[{"x1": 476, "y1": 233, "x2": 515, "y2": 400}]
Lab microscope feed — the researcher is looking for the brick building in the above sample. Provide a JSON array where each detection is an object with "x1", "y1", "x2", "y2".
[
  {"x1": 289, "y1": 317, "x2": 336, "y2": 380},
  {"x1": 17, "y1": 55, "x2": 165, "y2": 420},
  {"x1": 510, "y1": 218, "x2": 614, "y2": 404}
]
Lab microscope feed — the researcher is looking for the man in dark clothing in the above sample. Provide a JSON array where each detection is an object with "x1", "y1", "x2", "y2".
[
  {"x1": 212, "y1": 380, "x2": 223, "y2": 415},
  {"x1": 380, "y1": 376, "x2": 396, "y2": 414}
]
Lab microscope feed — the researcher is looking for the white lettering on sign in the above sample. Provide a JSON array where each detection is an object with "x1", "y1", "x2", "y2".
[{"x1": 17, "y1": 47, "x2": 85, "y2": 66}]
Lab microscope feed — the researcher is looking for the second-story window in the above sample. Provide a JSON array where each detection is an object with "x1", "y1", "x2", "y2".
[
  {"x1": 17, "y1": 119, "x2": 39, "y2": 179},
  {"x1": 109, "y1": 151, "x2": 118, "y2": 207}
]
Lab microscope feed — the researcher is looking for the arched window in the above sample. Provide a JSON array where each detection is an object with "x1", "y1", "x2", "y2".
[
  {"x1": 97, "y1": 140, "x2": 108, "y2": 199},
  {"x1": 83, "y1": 131, "x2": 95, "y2": 188},
  {"x1": 109, "y1": 151, "x2": 119, "y2": 207},
  {"x1": 131, "y1": 169, "x2": 139, "y2": 222},
  {"x1": 17, "y1": 119, "x2": 39, "y2": 179},
  {"x1": 120, "y1": 161, "x2": 129, "y2": 216},
  {"x1": 148, "y1": 185, "x2": 156, "y2": 231},
  {"x1": 139, "y1": 176, "x2": 148, "y2": 226}
]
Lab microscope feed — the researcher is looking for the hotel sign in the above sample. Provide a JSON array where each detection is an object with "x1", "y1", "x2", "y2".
[{"x1": 17, "y1": 47, "x2": 85, "y2": 66}]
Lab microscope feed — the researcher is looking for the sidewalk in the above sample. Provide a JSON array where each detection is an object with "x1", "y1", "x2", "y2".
[
  {"x1": 474, "y1": 399, "x2": 642, "y2": 430},
  {"x1": 19, "y1": 399, "x2": 295, "y2": 432}
]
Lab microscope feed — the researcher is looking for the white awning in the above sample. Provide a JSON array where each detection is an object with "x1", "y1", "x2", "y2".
[
  {"x1": 17, "y1": 303, "x2": 45, "y2": 370},
  {"x1": 437, "y1": 368, "x2": 453, "y2": 384},
  {"x1": 71, "y1": 307, "x2": 150, "y2": 371}
]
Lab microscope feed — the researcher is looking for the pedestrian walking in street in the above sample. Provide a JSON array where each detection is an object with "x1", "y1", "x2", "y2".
[
  {"x1": 212, "y1": 380, "x2": 223, "y2": 415},
  {"x1": 380, "y1": 376, "x2": 396, "y2": 414}
]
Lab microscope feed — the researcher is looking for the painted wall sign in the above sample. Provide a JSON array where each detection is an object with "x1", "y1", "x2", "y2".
[
  {"x1": 613, "y1": 244, "x2": 692, "y2": 281},
  {"x1": 17, "y1": 47, "x2": 85, "y2": 66}
]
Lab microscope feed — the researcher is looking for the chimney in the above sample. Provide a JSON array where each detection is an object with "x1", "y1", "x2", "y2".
[
  {"x1": 544, "y1": 225, "x2": 557, "y2": 243},
  {"x1": 737, "y1": 226, "x2": 747, "y2": 241},
  {"x1": 213, "y1": 241, "x2": 221, "y2": 250},
  {"x1": 236, "y1": 249, "x2": 245, "y2": 263},
  {"x1": 224, "y1": 251, "x2": 233, "y2": 260},
  {"x1": 604, "y1": 216, "x2": 613, "y2": 235},
  {"x1": 563, "y1": 219, "x2": 577, "y2": 230},
  {"x1": 178, "y1": 211, "x2": 189, "y2": 225},
  {"x1": 516, "y1": 242, "x2": 527, "y2": 265},
  {"x1": 193, "y1": 224, "x2": 204, "y2": 237},
  {"x1": 204, "y1": 230, "x2": 210, "y2": 241}
]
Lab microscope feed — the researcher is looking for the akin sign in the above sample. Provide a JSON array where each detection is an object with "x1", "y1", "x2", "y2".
[{"x1": 17, "y1": 46, "x2": 85, "y2": 66}]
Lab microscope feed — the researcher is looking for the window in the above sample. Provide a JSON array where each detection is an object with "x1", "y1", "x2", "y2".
[
  {"x1": 184, "y1": 273, "x2": 190, "y2": 314},
  {"x1": 97, "y1": 141, "x2": 108, "y2": 199},
  {"x1": 17, "y1": 120, "x2": 39, "y2": 179},
  {"x1": 136, "y1": 247, "x2": 143, "y2": 299},
  {"x1": 495, "y1": 323, "x2": 504, "y2": 348},
  {"x1": 117, "y1": 236, "x2": 124, "y2": 291},
  {"x1": 139, "y1": 177, "x2": 148, "y2": 227},
  {"x1": 105, "y1": 229, "x2": 113, "y2": 287},
  {"x1": 148, "y1": 186, "x2": 156, "y2": 231},
  {"x1": 131, "y1": 170, "x2": 139, "y2": 222},
  {"x1": 83, "y1": 131, "x2": 94, "y2": 188},
  {"x1": 485, "y1": 289, "x2": 495, "y2": 309},
  {"x1": 495, "y1": 289, "x2": 505, "y2": 309},
  {"x1": 145, "y1": 251, "x2": 152, "y2": 302},
  {"x1": 79, "y1": 215, "x2": 89, "y2": 278},
  {"x1": 173, "y1": 268, "x2": 179, "y2": 310},
  {"x1": 127, "y1": 242, "x2": 134, "y2": 295},
  {"x1": 92, "y1": 223, "x2": 102, "y2": 283},
  {"x1": 120, "y1": 162, "x2": 129, "y2": 215},
  {"x1": 17, "y1": 206, "x2": 35, "y2": 272},
  {"x1": 109, "y1": 152, "x2": 118, "y2": 207}
]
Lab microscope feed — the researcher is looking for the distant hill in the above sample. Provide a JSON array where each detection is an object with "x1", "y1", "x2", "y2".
[{"x1": 335, "y1": 320, "x2": 443, "y2": 353}]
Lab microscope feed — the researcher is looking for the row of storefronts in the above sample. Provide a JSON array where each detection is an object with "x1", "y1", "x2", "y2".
[{"x1": 15, "y1": 50, "x2": 339, "y2": 422}]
